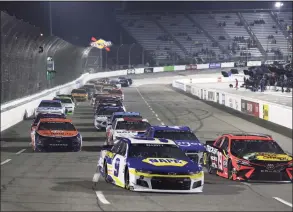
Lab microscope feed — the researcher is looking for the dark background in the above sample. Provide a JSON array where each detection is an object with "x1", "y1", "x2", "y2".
[{"x1": 0, "y1": 1, "x2": 292, "y2": 46}]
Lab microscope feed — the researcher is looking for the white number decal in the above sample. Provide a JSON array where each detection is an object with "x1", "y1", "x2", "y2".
[{"x1": 217, "y1": 152, "x2": 223, "y2": 170}]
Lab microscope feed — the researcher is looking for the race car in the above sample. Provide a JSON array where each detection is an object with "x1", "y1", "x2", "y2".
[
  {"x1": 91, "y1": 93, "x2": 112, "y2": 107},
  {"x1": 95, "y1": 137, "x2": 204, "y2": 193},
  {"x1": 31, "y1": 118, "x2": 82, "y2": 152},
  {"x1": 109, "y1": 79, "x2": 122, "y2": 89},
  {"x1": 34, "y1": 100, "x2": 65, "y2": 118},
  {"x1": 108, "y1": 89, "x2": 124, "y2": 101},
  {"x1": 57, "y1": 94, "x2": 75, "y2": 104},
  {"x1": 31, "y1": 113, "x2": 66, "y2": 132},
  {"x1": 118, "y1": 77, "x2": 132, "y2": 87},
  {"x1": 203, "y1": 133, "x2": 293, "y2": 182},
  {"x1": 53, "y1": 96, "x2": 75, "y2": 114},
  {"x1": 106, "y1": 117, "x2": 150, "y2": 144},
  {"x1": 94, "y1": 106, "x2": 125, "y2": 130},
  {"x1": 137, "y1": 126, "x2": 206, "y2": 164},
  {"x1": 81, "y1": 84, "x2": 96, "y2": 100},
  {"x1": 95, "y1": 98, "x2": 125, "y2": 112},
  {"x1": 106, "y1": 112, "x2": 142, "y2": 135},
  {"x1": 71, "y1": 89, "x2": 88, "y2": 101}
]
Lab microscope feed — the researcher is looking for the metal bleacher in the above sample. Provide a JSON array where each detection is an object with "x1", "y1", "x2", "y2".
[
  {"x1": 116, "y1": 9, "x2": 291, "y2": 63},
  {"x1": 154, "y1": 13, "x2": 221, "y2": 60},
  {"x1": 241, "y1": 12, "x2": 288, "y2": 57},
  {"x1": 214, "y1": 13, "x2": 262, "y2": 57}
]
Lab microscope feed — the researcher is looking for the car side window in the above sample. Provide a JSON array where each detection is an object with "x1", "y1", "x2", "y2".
[
  {"x1": 111, "y1": 141, "x2": 121, "y2": 153},
  {"x1": 112, "y1": 120, "x2": 117, "y2": 129},
  {"x1": 214, "y1": 137, "x2": 224, "y2": 147},
  {"x1": 220, "y1": 137, "x2": 229, "y2": 152},
  {"x1": 118, "y1": 142, "x2": 127, "y2": 156}
]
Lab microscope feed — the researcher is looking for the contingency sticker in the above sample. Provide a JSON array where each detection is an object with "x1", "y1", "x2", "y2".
[{"x1": 142, "y1": 158, "x2": 188, "y2": 167}]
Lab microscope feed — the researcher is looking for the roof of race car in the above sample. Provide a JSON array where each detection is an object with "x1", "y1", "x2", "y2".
[
  {"x1": 39, "y1": 118, "x2": 72, "y2": 123},
  {"x1": 99, "y1": 106, "x2": 124, "y2": 110},
  {"x1": 116, "y1": 117, "x2": 146, "y2": 122},
  {"x1": 150, "y1": 125, "x2": 191, "y2": 131},
  {"x1": 40, "y1": 100, "x2": 61, "y2": 103},
  {"x1": 119, "y1": 137, "x2": 177, "y2": 145},
  {"x1": 113, "y1": 112, "x2": 140, "y2": 116},
  {"x1": 54, "y1": 96, "x2": 71, "y2": 100}
]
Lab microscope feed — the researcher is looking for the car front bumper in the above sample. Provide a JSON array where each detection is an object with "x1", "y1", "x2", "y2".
[{"x1": 128, "y1": 168, "x2": 204, "y2": 193}]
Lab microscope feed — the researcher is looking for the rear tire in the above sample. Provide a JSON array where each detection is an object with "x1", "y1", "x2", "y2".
[{"x1": 228, "y1": 160, "x2": 233, "y2": 180}]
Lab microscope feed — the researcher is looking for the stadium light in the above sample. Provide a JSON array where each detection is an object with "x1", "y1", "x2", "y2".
[
  {"x1": 40, "y1": 33, "x2": 43, "y2": 36},
  {"x1": 275, "y1": 2, "x2": 283, "y2": 8}
]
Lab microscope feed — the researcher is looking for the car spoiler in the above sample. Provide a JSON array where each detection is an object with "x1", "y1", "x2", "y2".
[{"x1": 205, "y1": 140, "x2": 215, "y2": 146}]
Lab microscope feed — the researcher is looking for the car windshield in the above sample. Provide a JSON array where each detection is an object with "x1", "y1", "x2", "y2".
[
  {"x1": 39, "y1": 102, "x2": 61, "y2": 108},
  {"x1": 54, "y1": 98, "x2": 72, "y2": 104},
  {"x1": 33, "y1": 115, "x2": 66, "y2": 125},
  {"x1": 154, "y1": 130, "x2": 198, "y2": 140},
  {"x1": 99, "y1": 101, "x2": 121, "y2": 106},
  {"x1": 111, "y1": 115, "x2": 141, "y2": 123},
  {"x1": 38, "y1": 122, "x2": 76, "y2": 131},
  {"x1": 230, "y1": 139, "x2": 285, "y2": 157},
  {"x1": 98, "y1": 108, "x2": 124, "y2": 116},
  {"x1": 116, "y1": 121, "x2": 150, "y2": 131},
  {"x1": 128, "y1": 144, "x2": 189, "y2": 160},
  {"x1": 72, "y1": 89, "x2": 86, "y2": 94}
]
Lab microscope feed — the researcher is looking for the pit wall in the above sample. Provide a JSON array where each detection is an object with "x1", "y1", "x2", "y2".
[
  {"x1": 172, "y1": 63, "x2": 292, "y2": 129},
  {"x1": 0, "y1": 60, "x2": 265, "y2": 131}
]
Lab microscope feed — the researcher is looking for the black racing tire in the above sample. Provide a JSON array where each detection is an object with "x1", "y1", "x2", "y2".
[
  {"x1": 228, "y1": 160, "x2": 233, "y2": 180},
  {"x1": 206, "y1": 153, "x2": 215, "y2": 174},
  {"x1": 124, "y1": 167, "x2": 130, "y2": 190},
  {"x1": 103, "y1": 161, "x2": 109, "y2": 183}
]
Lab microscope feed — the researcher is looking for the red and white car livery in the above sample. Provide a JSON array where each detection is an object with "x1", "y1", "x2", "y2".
[{"x1": 106, "y1": 117, "x2": 150, "y2": 144}]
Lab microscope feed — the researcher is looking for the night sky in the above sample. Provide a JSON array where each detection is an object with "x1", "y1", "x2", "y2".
[{"x1": 1, "y1": 1, "x2": 292, "y2": 47}]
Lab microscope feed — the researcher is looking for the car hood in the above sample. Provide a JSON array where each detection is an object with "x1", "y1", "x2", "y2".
[
  {"x1": 37, "y1": 130, "x2": 78, "y2": 137},
  {"x1": 115, "y1": 130, "x2": 145, "y2": 136},
  {"x1": 95, "y1": 115, "x2": 110, "y2": 121},
  {"x1": 242, "y1": 152, "x2": 292, "y2": 162},
  {"x1": 174, "y1": 140, "x2": 206, "y2": 152},
  {"x1": 63, "y1": 103, "x2": 73, "y2": 107},
  {"x1": 127, "y1": 157, "x2": 201, "y2": 173}
]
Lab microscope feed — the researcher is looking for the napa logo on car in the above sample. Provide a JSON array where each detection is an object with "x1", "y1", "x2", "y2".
[{"x1": 142, "y1": 158, "x2": 188, "y2": 167}]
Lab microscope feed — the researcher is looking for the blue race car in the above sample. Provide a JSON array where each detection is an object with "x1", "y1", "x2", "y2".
[
  {"x1": 95, "y1": 136, "x2": 204, "y2": 193},
  {"x1": 137, "y1": 126, "x2": 206, "y2": 164},
  {"x1": 94, "y1": 106, "x2": 125, "y2": 130}
]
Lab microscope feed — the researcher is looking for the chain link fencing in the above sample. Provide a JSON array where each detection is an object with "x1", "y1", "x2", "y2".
[{"x1": 1, "y1": 11, "x2": 102, "y2": 104}]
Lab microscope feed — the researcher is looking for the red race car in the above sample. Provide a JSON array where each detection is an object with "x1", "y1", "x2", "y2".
[{"x1": 203, "y1": 133, "x2": 293, "y2": 182}]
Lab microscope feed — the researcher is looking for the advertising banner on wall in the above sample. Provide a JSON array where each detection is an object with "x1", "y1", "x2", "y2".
[
  {"x1": 127, "y1": 68, "x2": 136, "y2": 75},
  {"x1": 209, "y1": 63, "x2": 221, "y2": 69},
  {"x1": 263, "y1": 104, "x2": 269, "y2": 120},
  {"x1": 164, "y1": 66, "x2": 174, "y2": 72},
  {"x1": 216, "y1": 92, "x2": 219, "y2": 103},
  {"x1": 222, "y1": 93, "x2": 225, "y2": 105},
  {"x1": 208, "y1": 91, "x2": 215, "y2": 101},
  {"x1": 144, "y1": 67, "x2": 153, "y2": 73},
  {"x1": 241, "y1": 99, "x2": 259, "y2": 117},
  {"x1": 185, "y1": 64, "x2": 197, "y2": 70}
]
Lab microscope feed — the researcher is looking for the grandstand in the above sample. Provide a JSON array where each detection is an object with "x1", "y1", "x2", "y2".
[{"x1": 116, "y1": 9, "x2": 292, "y2": 65}]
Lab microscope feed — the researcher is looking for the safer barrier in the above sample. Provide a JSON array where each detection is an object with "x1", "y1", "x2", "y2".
[
  {"x1": 172, "y1": 76, "x2": 292, "y2": 129},
  {"x1": 0, "y1": 60, "x2": 262, "y2": 131}
]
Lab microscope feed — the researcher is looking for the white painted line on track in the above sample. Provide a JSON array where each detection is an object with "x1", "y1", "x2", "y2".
[
  {"x1": 1, "y1": 159, "x2": 11, "y2": 166},
  {"x1": 273, "y1": 197, "x2": 292, "y2": 208},
  {"x1": 15, "y1": 149, "x2": 26, "y2": 155},
  {"x1": 95, "y1": 191, "x2": 110, "y2": 204},
  {"x1": 155, "y1": 114, "x2": 158, "y2": 117},
  {"x1": 161, "y1": 122, "x2": 165, "y2": 125},
  {"x1": 241, "y1": 182, "x2": 251, "y2": 186}
]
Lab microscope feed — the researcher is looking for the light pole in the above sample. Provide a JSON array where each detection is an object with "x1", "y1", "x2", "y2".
[
  {"x1": 116, "y1": 44, "x2": 123, "y2": 69},
  {"x1": 128, "y1": 43, "x2": 136, "y2": 68},
  {"x1": 49, "y1": 2, "x2": 52, "y2": 36}
]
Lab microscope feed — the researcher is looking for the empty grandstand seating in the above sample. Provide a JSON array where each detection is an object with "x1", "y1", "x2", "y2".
[{"x1": 116, "y1": 9, "x2": 291, "y2": 64}]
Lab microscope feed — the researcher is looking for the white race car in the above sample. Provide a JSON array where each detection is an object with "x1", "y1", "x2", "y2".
[
  {"x1": 34, "y1": 100, "x2": 65, "y2": 118},
  {"x1": 94, "y1": 106, "x2": 125, "y2": 130},
  {"x1": 94, "y1": 137, "x2": 204, "y2": 193},
  {"x1": 53, "y1": 97, "x2": 75, "y2": 114},
  {"x1": 106, "y1": 117, "x2": 150, "y2": 145}
]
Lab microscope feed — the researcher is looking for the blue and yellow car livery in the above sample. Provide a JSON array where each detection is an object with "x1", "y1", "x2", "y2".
[{"x1": 96, "y1": 137, "x2": 204, "y2": 193}]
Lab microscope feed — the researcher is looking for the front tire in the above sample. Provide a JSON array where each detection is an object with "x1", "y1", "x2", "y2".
[
  {"x1": 228, "y1": 160, "x2": 234, "y2": 180},
  {"x1": 124, "y1": 167, "x2": 130, "y2": 190}
]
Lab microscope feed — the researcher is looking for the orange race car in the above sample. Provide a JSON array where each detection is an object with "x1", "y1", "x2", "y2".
[
  {"x1": 203, "y1": 133, "x2": 293, "y2": 182},
  {"x1": 31, "y1": 118, "x2": 82, "y2": 152}
]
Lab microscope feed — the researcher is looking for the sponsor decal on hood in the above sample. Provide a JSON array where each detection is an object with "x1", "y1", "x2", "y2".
[
  {"x1": 142, "y1": 158, "x2": 188, "y2": 167},
  {"x1": 37, "y1": 130, "x2": 78, "y2": 137},
  {"x1": 243, "y1": 152, "x2": 292, "y2": 161}
]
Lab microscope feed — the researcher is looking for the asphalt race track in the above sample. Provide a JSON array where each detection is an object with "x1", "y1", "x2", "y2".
[{"x1": 1, "y1": 71, "x2": 292, "y2": 211}]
